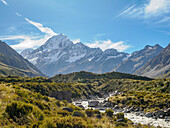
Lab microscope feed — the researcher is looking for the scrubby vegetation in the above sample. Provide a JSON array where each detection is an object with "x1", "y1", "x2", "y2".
[
  {"x1": 50, "y1": 71, "x2": 152, "y2": 83},
  {"x1": 100, "y1": 78, "x2": 170, "y2": 93},
  {"x1": 0, "y1": 81, "x2": 153, "y2": 128},
  {"x1": 0, "y1": 76, "x2": 100, "y2": 100},
  {"x1": 0, "y1": 72, "x2": 169, "y2": 127},
  {"x1": 108, "y1": 91, "x2": 170, "y2": 112},
  {"x1": 101, "y1": 78, "x2": 170, "y2": 112},
  {"x1": 0, "y1": 76, "x2": 161, "y2": 128}
]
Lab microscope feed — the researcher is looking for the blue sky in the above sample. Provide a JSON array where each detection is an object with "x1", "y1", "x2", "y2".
[{"x1": 0, "y1": 0, "x2": 170, "y2": 53}]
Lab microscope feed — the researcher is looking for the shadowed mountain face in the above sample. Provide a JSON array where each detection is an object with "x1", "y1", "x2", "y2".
[
  {"x1": 0, "y1": 41, "x2": 46, "y2": 77},
  {"x1": 21, "y1": 34, "x2": 129, "y2": 77},
  {"x1": 114, "y1": 44, "x2": 163, "y2": 74},
  {"x1": 135, "y1": 44, "x2": 170, "y2": 78}
]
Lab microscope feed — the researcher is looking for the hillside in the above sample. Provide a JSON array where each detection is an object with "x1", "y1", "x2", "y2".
[
  {"x1": 0, "y1": 76, "x2": 153, "y2": 128},
  {"x1": 135, "y1": 44, "x2": 170, "y2": 78},
  {"x1": 50, "y1": 71, "x2": 152, "y2": 83},
  {"x1": 114, "y1": 44, "x2": 163, "y2": 74},
  {"x1": 0, "y1": 41, "x2": 46, "y2": 77}
]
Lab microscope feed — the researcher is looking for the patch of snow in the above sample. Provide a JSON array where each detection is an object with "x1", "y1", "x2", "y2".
[
  {"x1": 105, "y1": 54, "x2": 123, "y2": 60},
  {"x1": 38, "y1": 51, "x2": 42, "y2": 54},
  {"x1": 88, "y1": 56, "x2": 95, "y2": 61},
  {"x1": 123, "y1": 54, "x2": 131, "y2": 61},
  {"x1": 96, "y1": 56, "x2": 102, "y2": 61},
  {"x1": 66, "y1": 54, "x2": 86, "y2": 63},
  {"x1": 49, "y1": 52, "x2": 65, "y2": 63},
  {"x1": 29, "y1": 57, "x2": 38, "y2": 65}
]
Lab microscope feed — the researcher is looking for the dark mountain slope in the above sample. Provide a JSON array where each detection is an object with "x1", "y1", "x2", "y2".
[
  {"x1": 114, "y1": 44, "x2": 163, "y2": 74},
  {"x1": 0, "y1": 41, "x2": 46, "y2": 77},
  {"x1": 135, "y1": 44, "x2": 170, "y2": 78}
]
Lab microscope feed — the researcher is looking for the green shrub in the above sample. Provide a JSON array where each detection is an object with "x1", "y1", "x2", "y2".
[
  {"x1": 72, "y1": 110, "x2": 85, "y2": 117},
  {"x1": 115, "y1": 122, "x2": 128, "y2": 127},
  {"x1": 5, "y1": 101, "x2": 44, "y2": 124},
  {"x1": 40, "y1": 117, "x2": 88, "y2": 128},
  {"x1": 116, "y1": 113, "x2": 124, "y2": 119},
  {"x1": 33, "y1": 101, "x2": 50, "y2": 110},
  {"x1": 55, "y1": 100, "x2": 61, "y2": 107},
  {"x1": 57, "y1": 110, "x2": 70, "y2": 116},
  {"x1": 105, "y1": 109, "x2": 114, "y2": 117},
  {"x1": 85, "y1": 109, "x2": 94, "y2": 117},
  {"x1": 94, "y1": 109, "x2": 100, "y2": 114},
  {"x1": 96, "y1": 114, "x2": 102, "y2": 119},
  {"x1": 6, "y1": 101, "x2": 33, "y2": 122}
]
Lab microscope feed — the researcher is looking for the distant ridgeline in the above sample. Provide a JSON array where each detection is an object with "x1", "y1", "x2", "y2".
[{"x1": 50, "y1": 71, "x2": 152, "y2": 83}]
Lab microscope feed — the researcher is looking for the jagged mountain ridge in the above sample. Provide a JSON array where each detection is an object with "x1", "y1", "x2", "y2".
[
  {"x1": 135, "y1": 43, "x2": 170, "y2": 78},
  {"x1": 113, "y1": 44, "x2": 163, "y2": 74},
  {"x1": 0, "y1": 41, "x2": 46, "y2": 77},
  {"x1": 21, "y1": 33, "x2": 129, "y2": 77}
]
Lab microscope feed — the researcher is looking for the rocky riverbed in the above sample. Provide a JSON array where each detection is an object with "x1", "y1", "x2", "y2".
[{"x1": 73, "y1": 91, "x2": 170, "y2": 128}]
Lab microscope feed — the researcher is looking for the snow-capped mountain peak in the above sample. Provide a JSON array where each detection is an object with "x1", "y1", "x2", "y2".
[
  {"x1": 21, "y1": 34, "x2": 129, "y2": 76},
  {"x1": 42, "y1": 33, "x2": 73, "y2": 51}
]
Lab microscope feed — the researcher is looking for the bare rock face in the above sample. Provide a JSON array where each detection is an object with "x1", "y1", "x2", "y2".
[{"x1": 49, "y1": 90, "x2": 72, "y2": 103}]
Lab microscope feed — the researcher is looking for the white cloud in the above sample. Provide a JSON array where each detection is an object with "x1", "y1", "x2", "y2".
[
  {"x1": 85, "y1": 40, "x2": 130, "y2": 52},
  {"x1": 0, "y1": 35, "x2": 51, "y2": 50},
  {"x1": 119, "y1": 5, "x2": 136, "y2": 16},
  {"x1": 25, "y1": 18, "x2": 57, "y2": 36},
  {"x1": 72, "y1": 39, "x2": 80, "y2": 44},
  {"x1": 119, "y1": 0, "x2": 170, "y2": 22},
  {"x1": 0, "y1": 18, "x2": 59, "y2": 50},
  {"x1": 145, "y1": 0, "x2": 169, "y2": 14},
  {"x1": 1, "y1": 0, "x2": 8, "y2": 5}
]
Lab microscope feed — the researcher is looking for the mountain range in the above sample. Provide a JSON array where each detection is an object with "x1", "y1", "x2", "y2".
[
  {"x1": 135, "y1": 44, "x2": 170, "y2": 78},
  {"x1": 114, "y1": 44, "x2": 163, "y2": 74},
  {"x1": 21, "y1": 34, "x2": 129, "y2": 77},
  {"x1": 0, "y1": 41, "x2": 46, "y2": 77},
  {"x1": 20, "y1": 33, "x2": 170, "y2": 78}
]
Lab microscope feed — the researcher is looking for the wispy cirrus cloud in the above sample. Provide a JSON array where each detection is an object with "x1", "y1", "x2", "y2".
[
  {"x1": 0, "y1": 18, "x2": 58, "y2": 50},
  {"x1": 1, "y1": 0, "x2": 8, "y2": 5},
  {"x1": 119, "y1": 5, "x2": 136, "y2": 17},
  {"x1": 1, "y1": 35, "x2": 50, "y2": 50},
  {"x1": 25, "y1": 18, "x2": 57, "y2": 36},
  {"x1": 119, "y1": 0, "x2": 170, "y2": 23},
  {"x1": 2, "y1": 18, "x2": 82, "y2": 51},
  {"x1": 85, "y1": 40, "x2": 130, "y2": 52}
]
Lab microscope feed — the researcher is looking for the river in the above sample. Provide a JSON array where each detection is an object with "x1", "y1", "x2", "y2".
[{"x1": 73, "y1": 94, "x2": 170, "y2": 128}]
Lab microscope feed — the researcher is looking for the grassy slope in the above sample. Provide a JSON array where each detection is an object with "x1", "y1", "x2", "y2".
[
  {"x1": 0, "y1": 42, "x2": 46, "y2": 77},
  {"x1": 100, "y1": 78, "x2": 170, "y2": 112},
  {"x1": 100, "y1": 78, "x2": 170, "y2": 93},
  {"x1": 0, "y1": 79, "x2": 152, "y2": 128},
  {"x1": 0, "y1": 62, "x2": 42, "y2": 77}
]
